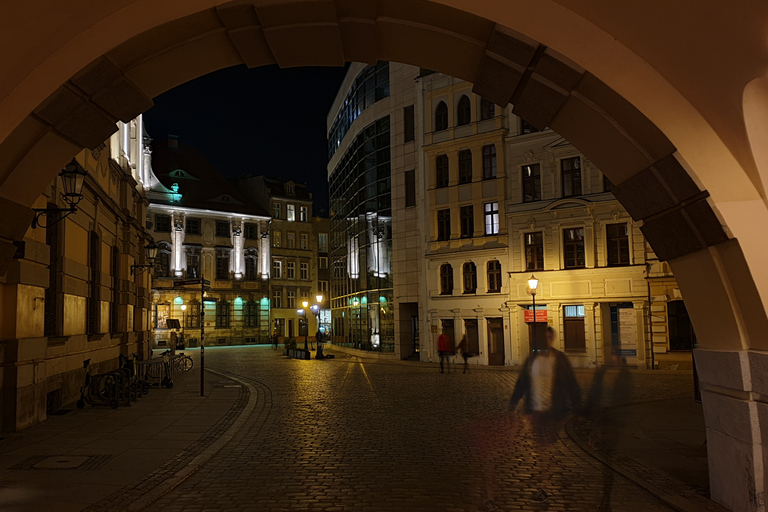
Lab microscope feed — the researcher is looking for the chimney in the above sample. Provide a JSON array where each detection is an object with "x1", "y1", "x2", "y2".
[{"x1": 168, "y1": 134, "x2": 179, "y2": 149}]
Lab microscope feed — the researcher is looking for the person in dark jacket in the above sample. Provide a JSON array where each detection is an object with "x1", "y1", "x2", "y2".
[{"x1": 509, "y1": 326, "x2": 581, "y2": 503}]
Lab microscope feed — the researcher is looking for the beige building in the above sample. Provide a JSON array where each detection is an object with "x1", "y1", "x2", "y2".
[
  {"x1": 329, "y1": 63, "x2": 692, "y2": 369},
  {"x1": 236, "y1": 176, "x2": 323, "y2": 341},
  {"x1": 0, "y1": 119, "x2": 152, "y2": 430},
  {"x1": 146, "y1": 136, "x2": 272, "y2": 348}
]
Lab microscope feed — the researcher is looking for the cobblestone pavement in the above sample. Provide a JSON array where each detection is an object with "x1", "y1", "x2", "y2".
[{"x1": 146, "y1": 347, "x2": 701, "y2": 512}]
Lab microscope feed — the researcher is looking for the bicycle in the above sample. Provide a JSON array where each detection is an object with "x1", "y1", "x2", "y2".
[{"x1": 160, "y1": 350, "x2": 194, "y2": 373}]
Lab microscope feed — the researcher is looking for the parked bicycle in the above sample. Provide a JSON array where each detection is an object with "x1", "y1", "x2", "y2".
[{"x1": 160, "y1": 350, "x2": 194, "y2": 373}]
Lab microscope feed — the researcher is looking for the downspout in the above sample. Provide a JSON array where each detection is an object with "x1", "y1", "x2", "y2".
[{"x1": 647, "y1": 261, "x2": 654, "y2": 370}]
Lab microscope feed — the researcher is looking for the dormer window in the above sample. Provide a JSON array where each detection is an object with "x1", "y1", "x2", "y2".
[{"x1": 286, "y1": 183, "x2": 295, "y2": 195}]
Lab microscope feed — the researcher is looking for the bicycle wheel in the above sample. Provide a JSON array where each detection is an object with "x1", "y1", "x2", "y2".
[{"x1": 181, "y1": 356, "x2": 194, "y2": 372}]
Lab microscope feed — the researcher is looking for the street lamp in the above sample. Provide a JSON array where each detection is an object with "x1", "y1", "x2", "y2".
[
  {"x1": 301, "y1": 300, "x2": 309, "y2": 351},
  {"x1": 131, "y1": 240, "x2": 159, "y2": 275},
  {"x1": 31, "y1": 158, "x2": 89, "y2": 228},
  {"x1": 181, "y1": 304, "x2": 187, "y2": 347},
  {"x1": 528, "y1": 274, "x2": 540, "y2": 354}
]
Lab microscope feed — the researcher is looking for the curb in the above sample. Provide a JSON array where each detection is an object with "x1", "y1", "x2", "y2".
[
  {"x1": 124, "y1": 368, "x2": 258, "y2": 511},
  {"x1": 564, "y1": 404, "x2": 726, "y2": 512}
]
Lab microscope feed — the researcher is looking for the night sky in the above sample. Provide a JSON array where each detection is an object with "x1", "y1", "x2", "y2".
[{"x1": 143, "y1": 64, "x2": 350, "y2": 216}]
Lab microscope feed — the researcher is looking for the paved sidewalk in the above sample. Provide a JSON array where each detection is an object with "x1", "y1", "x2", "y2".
[{"x1": 0, "y1": 359, "x2": 247, "y2": 512}]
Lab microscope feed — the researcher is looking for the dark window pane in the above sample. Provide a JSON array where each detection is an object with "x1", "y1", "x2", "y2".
[
  {"x1": 404, "y1": 105, "x2": 415, "y2": 142},
  {"x1": 525, "y1": 232, "x2": 544, "y2": 271},
  {"x1": 435, "y1": 101, "x2": 448, "y2": 131},
  {"x1": 436, "y1": 154, "x2": 449, "y2": 188},
  {"x1": 561, "y1": 157, "x2": 582, "y2": 197},
  {"x1": 460, "y1": 205, "x2": 473, "y2": 238},
  {"x1": 457, "y1": 95, "x2": 471, "y2": 126},
  {"x1": 483, "y1": 145, "x2": 497, "y2": 179},
  {"x1": 522, "y1": 164, "x2": 541, "y2": 202},
  {"x1": 480, "y1": 99, "x2": 495, "y2": 121},
  {"x1": 459, "y1": 150, "x2": 472, "y2": 184}
]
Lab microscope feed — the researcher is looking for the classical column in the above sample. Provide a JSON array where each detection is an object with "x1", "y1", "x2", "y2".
[
  {"x1": 171, "y1": 213, "x2": 185, "y2": 277},
  {"x1": 475, "y1": 308, "x2": 488, "y2": 365},
  {"x1": 232, "y1": 220, "x2": 244, "y2": 279}
]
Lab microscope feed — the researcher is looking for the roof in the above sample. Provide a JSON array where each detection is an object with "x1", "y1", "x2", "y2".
[{"x1": 148, "y1": 139, "x2": 269, "y2": 217}]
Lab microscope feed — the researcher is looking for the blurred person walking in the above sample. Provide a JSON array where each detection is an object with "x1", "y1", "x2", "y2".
[
  {"x1": 437, "y1": 332, "x2": 452, "y2": 373},
  {"x1": 509, "y1": 326, "x2": 581, "y2": 503}
]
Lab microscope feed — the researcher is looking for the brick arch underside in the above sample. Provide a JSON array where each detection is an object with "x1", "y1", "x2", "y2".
[{"x1": 0, "y1": 2, "x2": 765, "y2": 355}]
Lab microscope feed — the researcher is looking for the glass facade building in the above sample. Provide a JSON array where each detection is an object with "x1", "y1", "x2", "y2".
[{"x1": 329, "y1": 116, "x2": 394, "y2": 351}]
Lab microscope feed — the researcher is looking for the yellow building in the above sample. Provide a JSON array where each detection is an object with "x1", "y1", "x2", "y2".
[{"x1": 0, "y1": 119, "x2": 152, "y2": 430}]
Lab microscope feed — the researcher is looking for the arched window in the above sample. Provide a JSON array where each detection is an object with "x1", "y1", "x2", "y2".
[
  {"x1": 459, "y1": 149, "x2": 473, "y2": 184},
  {"x1": 440, "y1": 264, "x2": 453, "y2": 295},
  {"x1": 487, "y1": 260, "x2": 502, "y2": 293},
  {"x1": 245, "y1": 248, "x2": 258, "y2": 280},
  {"x1": 435, "y1": 101, "x2": 448, "y2": 131},
  {"x1": 436, "y1": 154, "x2": 449, "y2": 188},
  {"x1": 463, "y1": 262, "x2": 477, "y2": 294},
  {"x1": 483, "y1": 144, "x2": 497, "y2": 179},
  {"x1": 480, "y1": 98, "x2": 495, "y2": 120},
  {"x1": 154, "y1": 242, "x2": 171, "y2": 277},
  {"x1": 457, "y1": 95, "x2": 471, "y2": 126}
]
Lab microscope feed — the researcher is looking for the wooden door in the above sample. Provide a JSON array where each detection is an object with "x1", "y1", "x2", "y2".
[{"x1": 487, "y1": 318, "x2": 504, "y2": 365}]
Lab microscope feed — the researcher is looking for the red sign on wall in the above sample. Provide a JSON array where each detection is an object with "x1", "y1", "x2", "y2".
[{"x1": 524, "y1": 310, "x2": 548, "y2": 323}]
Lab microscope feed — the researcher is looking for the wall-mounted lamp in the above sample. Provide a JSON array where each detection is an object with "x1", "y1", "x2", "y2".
[
  {"x1": 31, "y1": 159, "x2": 89, "y2": 229},
  {"x1": 130, "y1": 240, "x2": 158, "y2": 275}
]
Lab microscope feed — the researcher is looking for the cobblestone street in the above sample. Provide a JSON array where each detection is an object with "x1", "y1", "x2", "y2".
[{"x1": 141, "y1": 346, "x2": 698, "y2": 512}]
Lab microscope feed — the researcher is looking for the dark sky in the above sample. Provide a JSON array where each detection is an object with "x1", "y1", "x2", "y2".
[{"x1": 143, "y1": 64, "x2": 349, "y2": 216}]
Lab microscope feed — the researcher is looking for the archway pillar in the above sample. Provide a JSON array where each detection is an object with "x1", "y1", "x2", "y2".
[{"x1": 695, "y1": 348, "x2": 767, "y2": 512}]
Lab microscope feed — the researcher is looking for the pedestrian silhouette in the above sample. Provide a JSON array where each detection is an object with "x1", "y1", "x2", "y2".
[
  {"x1": 437, "y1": 332, "x2": 451, "y2": 373},
  {"x1": 509, "y1": 326, "x2": 581, "y2": 503},
  {"x1": 456, "y1": 335, "x2": 470, "y2": 373}
]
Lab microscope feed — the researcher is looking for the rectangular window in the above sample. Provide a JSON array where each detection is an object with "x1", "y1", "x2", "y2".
[
  {"x1": 300, "y1": 206, "x2": 308, "y2": 222},
  {"x1": 300, "y1": 262, "x2": 308, "y2": 280},
  {"x1": 563, "y1": 228, "x2": 586, "y2": 269},
  {"x1": 561, "y1": 156, "x2": 582, "y2": 197},
  {"x1": 273, "y1": 230, "x2": 281, "y2": 248},
  {"x1": 606, "y1": 223, "x2": 630, "y2": 266},
  {"x1": 243, "y1": 302, "x2": 258, "y2": 328},
  {"x1": 273, "y1": 203, "x2": 280, "y2": 219},
  {"x1": 484, "y1": 202, "x2": 499, "y2": 235},
  {"x1": 286, "y1": 261, "x2": 295, "y2": 279},
  {"x1": 273, "y1": 290, "x2": 282, "y2": 308},
  {"x1": 480, "y1": 98, "x2": 495, "y2": 121},
  {"x1": 436, "y1": 155, "x2": 449, "y2": 188},
  {"x1": 245, "y1": 256, "x2": 257, "y2": 280},
  {"x1": 405, "y1": 170, "x2": 416, "y2": 207},
  {"x1": 319, "y1": 256, "x2": 328, "y2": 269},
  {"x1": 216, "y1": 250, "x2": 230, "y2": 280},
  {"x1": 404, "y1": 105, "x2": 415, "y2": 142},
  {"x1": 522, "y1": 164, "x2": 541, "y2": 202},
  {"x1": 185, "y1": 218, "x2": 201, "y2": 235},
  {"x1": 318, "y1": 233, "x2": 328, "y2": 252},
  {"x1": 215, "y1": 221, "x2": 230, "y2": 237},
  {"x1": 186, "y1": 250, "x2": 200, "y2": 278},
  {"x1": 437, "y1": 209, "x2": 451, "y2": 241},
  {"x1": 286, "y1": 232, "x2": 295, "y2": 249},
  {"x1": 155, "y1": 214, "x2": 171, "y2": 233},
  {"x1": 272, "y1": 259, "x2": 282, "y2": 279},
  {"x1": 319, "y1": 280, "x2": 329, "y2": 292},
  {"x1": 244, "y1": 223, "x2": 258, "y2": 239},
  {"x1": 604, "y1": 175, "x2": 615, "y2": 193},
  {"x1": 300, "y1": 233, "x2": 308, "y2": 250},
  {"x1": 287, "y1": 204, "x2": 296, "y2": 222},
  {"x1": 216, "y1": 302, "x2": 230, "y2": 328},
  {"x1": 482, "y1": 145, "x2": 497, "y2": 179},
  {"x1": 525, "y1": 232, "x2": 544, "y2": 271},
  {"x1": 521, "y1": 118, "x2": 540, "y2": 135},
  {"x1": 563, "y1": 305, "x2": 586, "y2": 350},
  {"x1": 287, "y1": 291, "x2": 296, "y2": 309},
  {"x1": 459, "y1": 150, "x2": 472, "y2": 184},
  {"x1": 460, "y1": 205, "x2": 474, "y2": 238},
  {"x1": 186, "y1": 303, "x2": 200, "y2": 328}
]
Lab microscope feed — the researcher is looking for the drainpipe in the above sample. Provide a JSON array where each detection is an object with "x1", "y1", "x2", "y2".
[{"x1": 646, "y1": 262, "x2": 654, "y2": 370}]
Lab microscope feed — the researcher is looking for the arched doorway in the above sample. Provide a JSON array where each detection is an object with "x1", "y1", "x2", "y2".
[{"x1": 2, "y1": 2, "x2": 768, "y2": 510}]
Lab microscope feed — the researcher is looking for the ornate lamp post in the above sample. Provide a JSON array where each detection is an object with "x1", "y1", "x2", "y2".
[
  {"x1": 131, "y1": 240, "x2": 159, "y2": 275},
  {"x1": 528, "y1": 274, "x2": 540, "y2": 354},
  {"x1": 31, "y1": 159, "x2": 89, "y2": 228}
]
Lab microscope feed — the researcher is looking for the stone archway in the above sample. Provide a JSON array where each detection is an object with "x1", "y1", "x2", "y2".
[{"x1": 2, "y1": 1, "x2": 768, "y2": 510}]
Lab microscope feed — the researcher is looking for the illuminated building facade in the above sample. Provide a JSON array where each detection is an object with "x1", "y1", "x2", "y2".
[
  {"x1": 147, "y1": 136, "x2": 272, "y2": 347},
  {"x1": 0, "y1": 118, "x2": 152, "y2": 430}
]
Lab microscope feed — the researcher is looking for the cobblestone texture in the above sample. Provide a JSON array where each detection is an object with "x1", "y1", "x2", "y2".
[{"x1": 140, "y1": 347, "x2": 704, "y2": 512}]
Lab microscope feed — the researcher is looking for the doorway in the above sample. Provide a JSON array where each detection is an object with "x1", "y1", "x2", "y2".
[
  {"x1": 464, "y1": 319, "x2": 479, "y2": 355},
  {"x1": 441, "y1": 319, "x2": 455, "y2": 352},
  {"x1": 487, "y1": 318, "x2": 504, "y2": 365}
]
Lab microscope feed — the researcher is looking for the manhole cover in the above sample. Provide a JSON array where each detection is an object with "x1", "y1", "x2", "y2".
[
  {"x1": 34, "y1": 456, "x2": 89, "y2": 469},
  {"x1": 10, "y1": 454, "x2": 111, "y2": 471}
]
